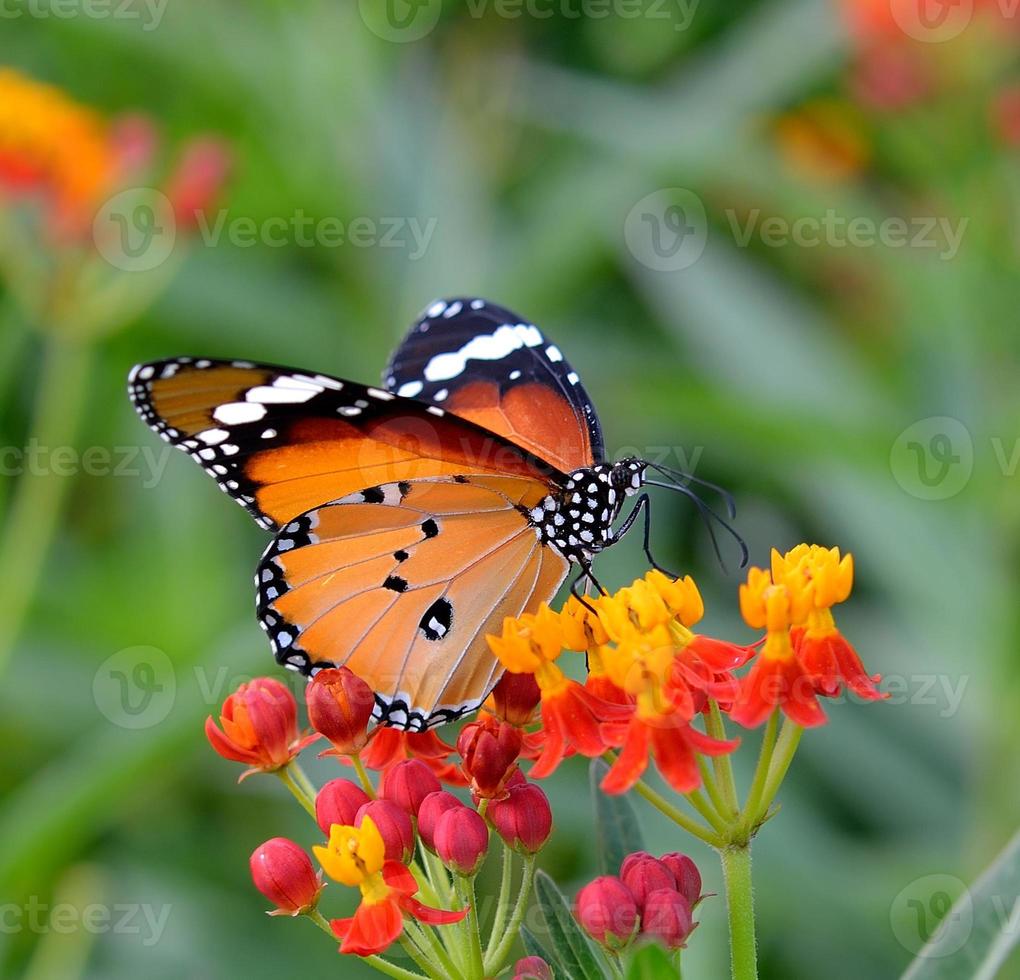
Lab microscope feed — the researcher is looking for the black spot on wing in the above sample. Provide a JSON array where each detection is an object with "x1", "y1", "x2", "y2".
[
  {"x1": 421, "y1": 518, "x2": 439, "y2": 539},
  {"x1": 383, "y1": 575, "x2": 409, "y2": 593},
  {"x1": 419, "y1": 597, "x2": 453, "y2": 641}
]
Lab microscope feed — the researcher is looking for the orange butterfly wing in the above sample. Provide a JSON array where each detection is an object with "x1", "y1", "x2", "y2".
[
  {"x1": 385, "y1": 298, "x2": 604, "y2": 473},
  {"x1": 256, "y1": 475, "x2": 569, "y2": 730},
  {"x1": 128, "y1": 357, "x2": 560, "y2": 531}
]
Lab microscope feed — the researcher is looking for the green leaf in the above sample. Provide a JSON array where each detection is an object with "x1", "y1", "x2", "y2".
[
  {"x1": 520, "y1": 926, "x2": 552, "y2": 965},
  {"x1": 901, "y1": 830, "x2": 1020, "y2": 980},
  {"x1": 627, "y1": 944, "x2": 681, "y2": 980},
  {"x1": 591, "y1": 758, "x2": 646, "y2": 876},
  {"x1": 532, "y1": 870, "x2": 607, "y2": 980}
]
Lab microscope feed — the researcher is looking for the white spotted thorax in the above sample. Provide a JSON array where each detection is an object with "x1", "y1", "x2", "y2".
[{"x1": 530, "y1": 459, "x2": 646, "y2": 562}]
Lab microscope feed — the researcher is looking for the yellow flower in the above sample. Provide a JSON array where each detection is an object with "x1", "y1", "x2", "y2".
[
  {"x1": 561, "y1": 595, "x2": 610, "y2": 651},
  {"x1": 772, "y1": 544, "x2": 853, "y2": 610},
  {"x1": 602, "y1": 622, "x2": 676, "y2": 701},
  {"x1": 486, "y1": 603, "x2": 563, "y2": 673},
  {"x1": 0, "y1": 69, "x2": 117, "y2": 219},
  {"x1": 739, "y1": 566, "x2": 811, "y2": 636},
  {"x1": 313, "y1": 816, "x2": 385, "y2": 888},
  {"x1": 642, "y1": 570, "x2": 705, "y2": 627}
]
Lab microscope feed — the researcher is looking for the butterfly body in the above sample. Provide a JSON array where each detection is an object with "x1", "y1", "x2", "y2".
[{"x1": 129, "y1": 298, "x2": 741, "y2": 731}]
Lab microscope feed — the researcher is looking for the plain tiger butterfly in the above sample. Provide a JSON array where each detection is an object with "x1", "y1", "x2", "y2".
[{"x1": 128, "y1": 298, "x2": 745, "y2": 732}]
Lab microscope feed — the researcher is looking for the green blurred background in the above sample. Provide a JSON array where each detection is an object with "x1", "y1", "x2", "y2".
[{"x1": 2, "y1": 0, "x2": 1020, "y2": 977}]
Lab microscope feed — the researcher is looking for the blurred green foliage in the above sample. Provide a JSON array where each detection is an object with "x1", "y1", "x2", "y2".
[{"x1": 2, "y1": 1, "x2": 1020, "y2": 978}]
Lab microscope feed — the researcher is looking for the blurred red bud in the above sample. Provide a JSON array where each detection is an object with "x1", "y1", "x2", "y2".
[
  {"x1": 488, "y1": 671, "x2": 541, "y2": 726},
  {"x1": 382, "y1": 759, "x2": 441, "y2": 816},
  {"x1": 315, "y1": 778, "x2": 371, "y2": 836},
  {"x1": 165, "y1": 137, "x2": 231, "y2": 230},
  {"x1": 458, "y1": 718, "x2": 523, "y2": 800},
  {"x1": 249, "y1": 838, "x2": 323, "y2": 916},
  {"x1": 306, "y1": 668, "x2": 374, "y2": 756},
  {"x1": 574, "y1": 876, "x2": 639, "y2": 949},
  {"x1": 434, "y1": 805, "x2": 489, "y2": 876},
  {"x1": 417, "y1": 791, "x2": 464, "y2": 851},
  {"x1": 660, "y1": 852, "x2": 703, "y2": 906},
  {"x1": 621, "y1": 854, "x2": 678, "y2": 914},
  {"x1": 512, "y1": 956, "x2": 553, "y2": 980},
  {"x1": 488, "y1": 781, "x2": 553, "y2": 855},
  {"x1": 355, "y1": 799, "x2": 415, "y2": 864},
  {"x1": 641, "y1": 888, "x2": 695, "y2": 950}
]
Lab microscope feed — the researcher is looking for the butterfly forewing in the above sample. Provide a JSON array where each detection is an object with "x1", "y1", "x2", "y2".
[
  {"x1": 256, "y1": 475, "x2": 569, "y2": 730},
  {"x1": 385, "y1": 298, "x2": 605, "y2": 473},
  {"x1": 128, "y1": 357, "x2": 559, "y2": 531}
]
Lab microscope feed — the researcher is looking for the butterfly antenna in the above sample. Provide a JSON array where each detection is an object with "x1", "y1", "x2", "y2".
[
  {"x1": 648, "y1": 462, "x2": 738, "y2": 519},
  {"x1": 645, "y1": 477, "x2": 750, "y2": 571}
]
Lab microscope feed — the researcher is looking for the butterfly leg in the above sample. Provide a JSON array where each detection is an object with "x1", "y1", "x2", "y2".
[
  {"x1": 569, "y1": 560, "x2": 607, "y2": 613},
  {"x1": 615, "y1": 493, "x2": 679, "y2": 579}
]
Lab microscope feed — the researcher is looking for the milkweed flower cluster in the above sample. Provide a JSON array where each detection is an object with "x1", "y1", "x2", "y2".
[
  {"x1": 487, "y1": 544, "x2": 885, "y2": 797},
  {"x1": 207, "y1": 543, "x2": 885, "y2": 979}
]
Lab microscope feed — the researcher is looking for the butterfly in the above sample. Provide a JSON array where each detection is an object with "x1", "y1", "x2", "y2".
[{"x1": 128, "y1": 297, "x2": 745, "y2": 732}]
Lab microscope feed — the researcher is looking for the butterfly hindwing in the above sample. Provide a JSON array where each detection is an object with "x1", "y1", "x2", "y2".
[
  {"x1": 384, "y1": 298, "x2": 605, "y2": 473},
  {"x1": 128, "y1": 357, "x2": 559, "y2": 532},
  {"x1": 256, "y1": 475, "x2": 569, "y2": 730}
]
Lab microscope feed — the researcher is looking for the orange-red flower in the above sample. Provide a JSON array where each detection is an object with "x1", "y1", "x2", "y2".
[
  {"x1": 314, "y1": 818, "x2": 467, "y2": 957},
  {"x1": 307, "y1": 668, "x2": 375, "y2": 757},
  {"x1": 729, "y1": 566, "x2": 826, "y2": 729},
  {"x1": 601, "y1": 708, "x2": 738, "y2": 796},
  {"x1": 772, "y1": 545, "x2": 886, "y2": 703},
  {"x1": 205, "y1": 677, "x2": 318, "y2": 780},
  {"x1": 359, "y1": 727, "x2": 467, "y2": 786}
]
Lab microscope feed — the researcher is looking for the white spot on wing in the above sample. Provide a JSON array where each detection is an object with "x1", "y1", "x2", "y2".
[
  {"x1": 398, "y1": 381, "x2": 424, "y2": 398},
  {"x1": 422, "y1": 324, "x2": 544, "y2": 382},
  {"x1": 214, "y1": 402, "x2": 266, "y2": 425}
]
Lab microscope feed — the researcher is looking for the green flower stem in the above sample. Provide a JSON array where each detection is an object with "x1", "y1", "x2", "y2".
[
  {"x1": 686, "y1": 781, "x2": 730, "y2": 834},
  {"x1": 706, "y1": 701, "x2": 740, "y2": 816},
  {"x1": 484, "y1": 843, "x2": 514, "y2": 954},
  {"x1": 289, "y1": 760, "x2": 318, "y2": 803},
  {"x1": 629, "y1": 777, "x2": 723, "y2": 848},
  {"x1": 454, "y1": 874, "x2": 485, "y2": 978},
  {"x1": 483, "y1": 854, "x2": 537, "y2": 975},
  {"x1": 276, "y1": 766, "x2": 316, "y2": 819},
  {"x1": 0, "y1": 336, "x2": 93, "y2": 680},
  {"x1": 421, "y1": 847, "x2": 454, "y2": 906},
  {"x1": 398, "y1": 928, "x2": 449, "y2": 980},
  {"x1": 740, "y1": 711, "x2": 779, "y2": 833},
  {"x1": 696, "y1": 756, "x2": 732, "y2": 822},
  {"x1": 408, "y1": 859, "x2": 444, "y2": 908},
  {"x1": 720, "y1": 844, "x2": 757, "y2": 980},
  {"x1": 351, "y1": 754, "x2": 377, "y2": 798},
  {"x1": 753, "y1": 719, "x2": 803, "y2": 825},
  {"x1": 403, "y1": 917, "x2": 465, "y2": 980},
  {"x1": 306, "y1": 909, "x2": 428, "y2": 980}
]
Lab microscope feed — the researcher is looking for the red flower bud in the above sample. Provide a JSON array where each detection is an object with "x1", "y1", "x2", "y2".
[
  {"x1": 489, "y1": 671, "x2": 541, "y2": 726},
  {"x1": 660, "y1": 852, "x2": 703, "y2": 906},
  {"x1": 249, "y1": 838, "x2": 323, "y2": 916},
  {"x1": 434, "y1": 805, "x2": 489, "y2": 876},
  {"x1": 641, "y1": 888, "x2": 695, "y2": 950},
  {"x1": 315, "y1": 779, "x2": 371, "y2": 836},
  {"x1": 488, "y1": 782, "x2": 553, "y2": 855},
  {"x1": 355, "y1": 799, "x2": 415, "y2": 864},
  {"x1": 205, "y1": 677, "x2": 317, "y2": 780},
  {"x1": 306, "y1": 668, "x2": 374, "y2": 756},
  {"x1": 574, "y1": 876, "x2": 639, "y2": 949},
  {"x1": 457, "y1": 719, "x2": 523, "y2": 800},
  {"x1": 621, "y1": 854, "x2": 678, "y2": 914},
  {"x1": 417, "y1": 791, "x2": 464, "y2": 851},
  {"x1": 513, "y1": 956, "x2": 554, "y2": 980},
  {"x1": 382, "y1": 759, "x2": 441, "y2": 816}
]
